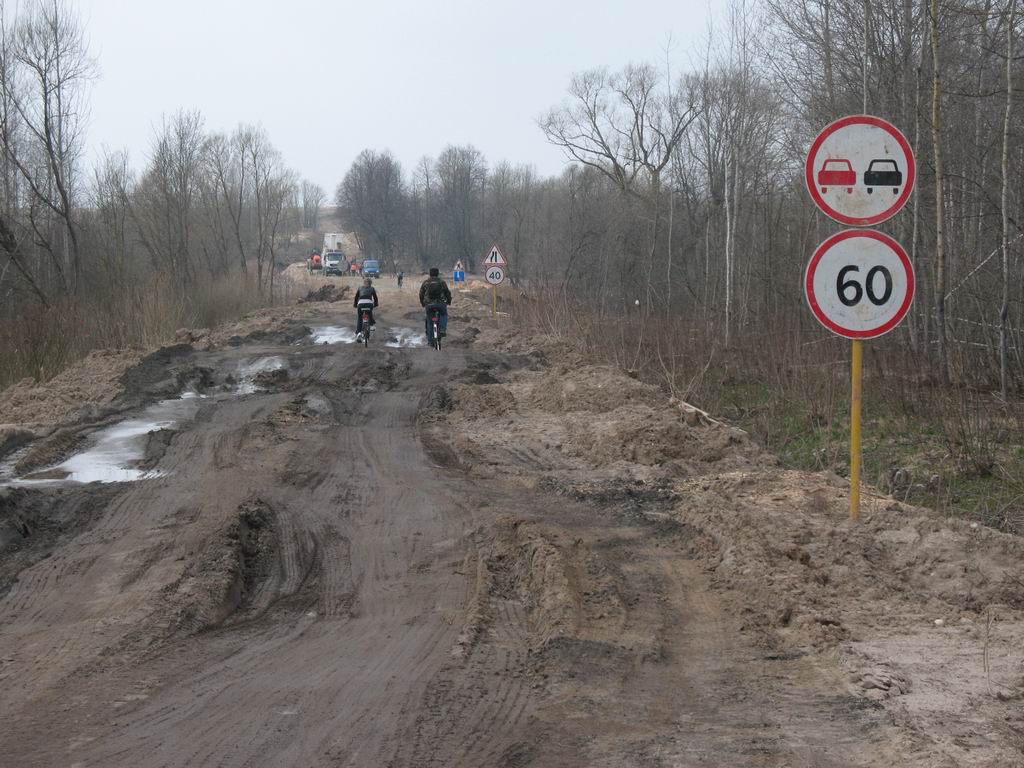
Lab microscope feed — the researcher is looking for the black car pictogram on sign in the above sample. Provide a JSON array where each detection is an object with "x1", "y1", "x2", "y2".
[{"x1": 863, "y1": 159, "x2": 903, "y2": 195}]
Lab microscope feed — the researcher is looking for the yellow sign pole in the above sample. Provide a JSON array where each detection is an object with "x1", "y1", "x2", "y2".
[{"x1": 850, "y1": 339, "x2": 863, "y2": 522}]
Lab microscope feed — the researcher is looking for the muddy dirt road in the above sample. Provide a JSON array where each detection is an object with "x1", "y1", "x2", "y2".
[{"x1": 1, "y1": 280, "x2": 1021, "y2": 767}]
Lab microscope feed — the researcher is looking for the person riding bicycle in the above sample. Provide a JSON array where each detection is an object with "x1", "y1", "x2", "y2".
[
  {"x1": 419, "y1": 267, "x2": 452, "y2": 342},
  {"x1": 353, "y1": 277, "x2": 379, "y2": 340}
]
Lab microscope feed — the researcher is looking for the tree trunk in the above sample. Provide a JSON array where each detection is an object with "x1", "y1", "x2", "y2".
[
  {"x1": 724, "y1": 150, "x2": 733, "y2": 346},
  {"x1": 930, "y1": 0, "x2": 950, "y2": 383},
  {"x1": 1000, "y1": 0, "x2": 1015, "y2": 400}
]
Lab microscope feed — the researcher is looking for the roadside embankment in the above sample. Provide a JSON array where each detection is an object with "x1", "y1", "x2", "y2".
[{"x1": 421, "y1": 318, "x2": 1024, "y2": 768}]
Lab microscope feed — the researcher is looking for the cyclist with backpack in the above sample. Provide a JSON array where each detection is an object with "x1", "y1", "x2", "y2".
[
  {"x1": 353, "y1": 277, "x2": 379, "y2": 341},
  {"x1": 419, "y1": 267, "x2": 452, "y2": 342}
]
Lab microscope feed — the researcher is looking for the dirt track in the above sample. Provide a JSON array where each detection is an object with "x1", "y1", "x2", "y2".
[{"x1": 1, "y1": 276, "x2": 1022, "y2": 767}]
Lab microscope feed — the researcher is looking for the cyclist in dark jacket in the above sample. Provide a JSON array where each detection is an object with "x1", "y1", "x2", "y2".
[
  {"x1": 353, "y1": 278, "x2": 379, "y2": 339},
  {"x1": 419, "y1": 268, "x2": 452, "y2": 341}
]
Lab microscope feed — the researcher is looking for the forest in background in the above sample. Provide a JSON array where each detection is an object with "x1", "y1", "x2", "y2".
[
  {"x1": 333, "y1": 0, "x2": 1024, "y2": 528},
  {"x1": 0, "y1": 0, "x2": 329, "y2": 388},
  {"x1": 339, "y1": 0, "x2": 1023, "y2": 395}
]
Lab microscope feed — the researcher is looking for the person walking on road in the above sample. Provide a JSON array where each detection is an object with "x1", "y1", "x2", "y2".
[{"x1": 419, "y1": 267, "x2": 452, "y2": 341}]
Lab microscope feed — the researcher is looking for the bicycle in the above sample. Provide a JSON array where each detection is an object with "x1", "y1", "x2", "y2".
[
  {"x1": 357, "y1": 307, "x2": 374, "y2": 347},
  {"x1": 427, "y1": 306, "x2": 443, "y2": 351}
]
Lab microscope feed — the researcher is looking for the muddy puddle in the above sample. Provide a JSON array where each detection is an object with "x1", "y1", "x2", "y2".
[
  {"x1": 235, "y1": 356, "x2": 287, "y2": 394},
  {"x1": 310, "y1": 324, "x2": 426, "y2": 348},
  {"x1": 310, "y1": 326, "x2": 358, "y2": 345},
  {"x1": 8, "y1": 394, "x2": 203, "y2": 485},
  {"x1": 385, "y1": 328, "x2": 426, "y2": 348}
]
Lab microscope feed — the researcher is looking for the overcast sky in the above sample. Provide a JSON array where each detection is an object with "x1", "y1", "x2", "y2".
[{"x1": 77, "y1": 0, "x2": 723, "y2": 193}]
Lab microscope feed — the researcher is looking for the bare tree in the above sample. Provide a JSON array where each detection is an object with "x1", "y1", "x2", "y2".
[
  {"x1": 435, "y1": 145, "x2": 486, "y2": 263},
  {"x1": 540, "y1": 64, "x2": 702, "y2": 199},
  {"x1": 129, "y1": 111, "x2": 205, "y2": 288},
  {"x1": 0, "y1": 0, "x2": 95, "y2": 293},
  {"x1": 929, "y1": 0, "x2": 950, "y2": 383},
  {"x1": 301, "y1": 180, "x2": 325, "y2": 229},
  {"x1": 337, "y1": 149, "x2": 406, "y2": 270},
  {"x1": 999, "y1": 0, "x2": 1016, "y2": 400}
]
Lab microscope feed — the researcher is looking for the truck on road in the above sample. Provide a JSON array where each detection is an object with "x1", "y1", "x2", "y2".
[
  {"x1": 323, "y1": 252, "x2": 345, "y2": 276},
  {"x1": 322, "y1": 233, "x2": 347, "y2": 254}
]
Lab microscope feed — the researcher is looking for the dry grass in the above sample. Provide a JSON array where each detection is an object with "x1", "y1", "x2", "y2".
[
  {"x1": 0, "y1": 272, "x2": 287, "y2": 389},
  {"x1": 511, "y1": 287, "x2": 1024, "y2": 533}
]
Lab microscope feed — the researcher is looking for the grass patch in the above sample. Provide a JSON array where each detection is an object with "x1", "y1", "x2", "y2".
[
  {"x1": 708, "y1": 368, "x2": 1024, "y2": 532},
  {"x1": 0, "y1": 272, "x2": 289, "y2": 390},
  {"x1": 511, "y1": 290, "x2": 1024, "y2": 535}
]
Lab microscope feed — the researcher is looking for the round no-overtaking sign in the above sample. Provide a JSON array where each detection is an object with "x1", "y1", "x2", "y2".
[
  {"x1": 805, "y1": 230, "x2": 915, "y2": 340},
  {"x1": 805, "y1": 115, "x2": 916, "y2": 227}
]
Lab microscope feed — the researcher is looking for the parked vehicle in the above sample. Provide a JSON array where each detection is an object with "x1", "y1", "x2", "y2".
[
  {"x1": 361, "y1": 259, "x2": 380, "y2": 277},
  {"x1": 324, "y1": 252, "x2": 345, "y2": 276},
  {"x1": 863, "y1": 159, "x2": 902, "y2": 195},
  {"x1": 322, "y1": 233, "x2": 346, "y2": 254},
  {"x1": 817, "y1": 159, "x2": 856, "y2": 193}
]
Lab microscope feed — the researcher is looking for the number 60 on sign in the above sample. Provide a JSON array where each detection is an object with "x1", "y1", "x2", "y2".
[{"x1": 804, "y1": 229, "x2": 915, "y2": 340}]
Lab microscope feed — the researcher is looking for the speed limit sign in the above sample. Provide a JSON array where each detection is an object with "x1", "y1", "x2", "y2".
[
  {"x1": 805, "y1": 230, "x2": 915, "y2": 339},
  {"x1": 484, "y1": 265, "x2": 505, "y2": 285}
]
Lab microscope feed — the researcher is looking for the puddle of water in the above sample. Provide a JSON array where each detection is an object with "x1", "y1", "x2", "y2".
[
  {"x1": 385, "y1": 328, "x2": 427, "y2": 348},
  {"x1": 310, "y1": 326, "x2": 357, "y2": 345},
  {"x1": 310, "y1": 325, "x2": 424, "y2": 348},
  {"x1": 235, "y1": 356, "x2": 286, "y2": 394},
  {"x1": 10, "y1": 395, "x2": 202, "y2": 486}
]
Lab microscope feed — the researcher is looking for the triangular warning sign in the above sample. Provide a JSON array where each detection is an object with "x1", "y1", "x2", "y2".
[{"x1": 483, "y1": 243, "x2": 507, "y2": 267}]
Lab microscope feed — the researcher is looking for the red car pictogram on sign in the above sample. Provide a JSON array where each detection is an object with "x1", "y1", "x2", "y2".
[{"x1": 817, "y1": 159, "x2": 856, "y2": 194}]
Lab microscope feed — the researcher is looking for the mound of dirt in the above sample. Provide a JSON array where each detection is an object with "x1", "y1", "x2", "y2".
[
  {"x1": 161, "y1": 498, "x2": 278, "y2": 636},
  {"x1": 0, "y1": 348, "x2": 143, "y2": 428},
  {"x1": 658, "y1": 469, "x2": 1024, "y2": 767},
  {"x1": 434, "y1": 316, "x2": 1024, "y2": 766},
  {"x1": 439, "y1": 362, "x2": 765, "y2": 483},
  {"x1": 522, "y1": 363, "x2": 663, "y2": 413},
  {"x1": 0, "y1": 484, "x2": 121, "y2": 595},
  {"x1": 299, "y1": 284, "x2": 350, "y2": 303}
]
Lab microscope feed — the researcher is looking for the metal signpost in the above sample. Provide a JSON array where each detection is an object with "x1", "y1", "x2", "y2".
[
  {"x1": 804, "y1": 116, "x2": 916, "y2": 522},
  {"x1": 482, "y1": 244, "x2": 507, "y2": 317}
]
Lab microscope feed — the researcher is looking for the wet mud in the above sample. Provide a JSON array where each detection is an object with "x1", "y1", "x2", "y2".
[{"x1": 0, "y1": 285, "x2": 1018, "y2": 767}]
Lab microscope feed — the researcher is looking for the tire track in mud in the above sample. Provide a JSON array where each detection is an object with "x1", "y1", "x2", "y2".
[
  {"x1": 389, "y1": 597, "x2": 535, "y2": 768},
  {"x1": 2, "y1": 334, "x2": 494, "y2": 768},
  {"x1": 0, "y1": 296, "x2": 908, "y2": 766}
]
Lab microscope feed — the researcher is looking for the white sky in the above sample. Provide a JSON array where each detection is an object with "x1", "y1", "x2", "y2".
[{"x1": 77, "y1": 0, "x2": 724, "y2": 193}]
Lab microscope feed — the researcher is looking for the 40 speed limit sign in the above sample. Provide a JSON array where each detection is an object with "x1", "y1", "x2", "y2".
[
  {"x1": 484, "y1": 265, "x2": 505, "y2": 285},
  {"x1": 805, "y1": 229, "x2": 915, "y2": 340}
]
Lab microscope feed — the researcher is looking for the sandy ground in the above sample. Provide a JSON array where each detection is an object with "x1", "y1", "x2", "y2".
[{"x1": 0, "y1": 279, "x2": 1021, "y2": 767}]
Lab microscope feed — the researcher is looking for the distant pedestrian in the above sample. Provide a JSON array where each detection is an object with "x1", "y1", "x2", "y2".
[{"x1": 397, "y1": 271, "x2": 404, "y2": 288}]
